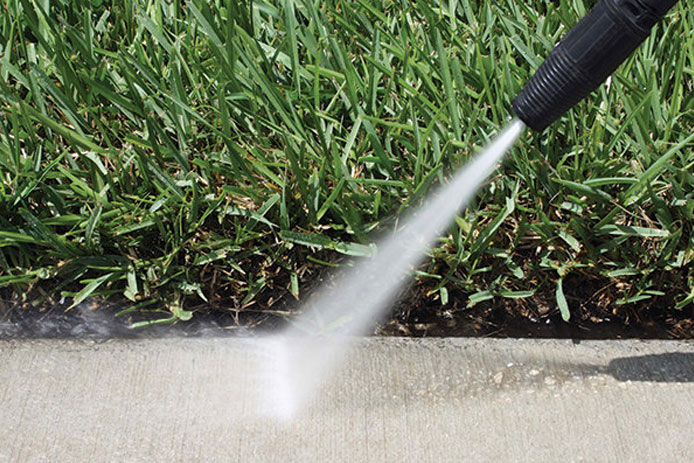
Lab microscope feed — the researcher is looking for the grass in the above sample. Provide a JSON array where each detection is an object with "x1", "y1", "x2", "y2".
[{"x1": 0, "y1": 0, "x2": 693, "y2": 330}]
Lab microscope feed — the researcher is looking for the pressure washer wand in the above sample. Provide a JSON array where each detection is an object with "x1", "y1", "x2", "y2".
[{"x1": 513, "y1": 0, "x2": 680, "y2": 131}]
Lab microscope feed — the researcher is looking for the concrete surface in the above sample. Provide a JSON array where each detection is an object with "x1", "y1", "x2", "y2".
[{"x1": 1, "y1": 337, "x2": 693, "y2": 462}]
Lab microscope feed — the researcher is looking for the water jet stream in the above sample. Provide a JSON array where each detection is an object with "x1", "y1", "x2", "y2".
[{"x1": 259, "y1": 119, "x2": 525, "y2": 419}]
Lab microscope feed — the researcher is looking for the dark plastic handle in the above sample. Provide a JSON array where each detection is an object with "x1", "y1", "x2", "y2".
[{"x1": 513, "y1": 0, "x2": 679, "y2": 132}]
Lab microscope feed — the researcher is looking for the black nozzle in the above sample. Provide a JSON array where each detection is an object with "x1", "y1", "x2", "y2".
[{"x1": 513, "y1": 0, "x2": 679, "y2": 132}]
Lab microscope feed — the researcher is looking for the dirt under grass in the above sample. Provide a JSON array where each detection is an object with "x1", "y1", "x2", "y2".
[{"x1": 3, "y1": 264, "x2": 694, "y2": 340}]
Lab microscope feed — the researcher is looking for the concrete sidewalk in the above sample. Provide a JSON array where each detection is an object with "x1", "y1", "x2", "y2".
[{"x1": 1, "y1": 337, "x2": 693, "y2": 462}]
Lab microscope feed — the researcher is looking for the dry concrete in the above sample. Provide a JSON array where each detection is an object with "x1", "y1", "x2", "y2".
[{"x1": 1, "y1": 337, "x2": 693, "y2": 462}]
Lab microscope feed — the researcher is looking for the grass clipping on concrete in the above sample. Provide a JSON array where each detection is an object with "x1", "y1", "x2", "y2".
[{"x1": 0, "y1": 0, "x2": 693, "y2": 332}]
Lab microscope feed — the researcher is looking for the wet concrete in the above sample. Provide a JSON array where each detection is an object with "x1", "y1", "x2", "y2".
[{"x1": 1, "y1": 338, "x2": 693, "y2": 462}]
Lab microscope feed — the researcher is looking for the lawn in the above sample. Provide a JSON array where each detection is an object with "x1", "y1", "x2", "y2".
[{"x1": 1, "y1": 0, "x2": 693, "y2": 334}]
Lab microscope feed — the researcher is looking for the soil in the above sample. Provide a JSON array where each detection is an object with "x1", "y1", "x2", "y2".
[
  {"x1": 379, "y1": 285, "x2": 694, "y2": 340},
  {"x1": 2, "y1": 276, "x2": 693, "y2": 340}
]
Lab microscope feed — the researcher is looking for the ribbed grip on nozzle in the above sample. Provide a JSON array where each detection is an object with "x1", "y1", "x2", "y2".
[{"x1": 513, "y1": 0, "x2": 679, "y2": 131}]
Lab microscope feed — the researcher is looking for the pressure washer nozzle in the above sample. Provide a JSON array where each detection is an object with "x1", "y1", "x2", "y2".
[{"x1": 512, "y1": 0, "x2": 679, "y2": 132}]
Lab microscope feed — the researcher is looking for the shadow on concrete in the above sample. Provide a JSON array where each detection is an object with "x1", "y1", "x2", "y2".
[
  {"x1": 566, "y1": 352, "x2": 694, "y2": 383},
  {"x1": 604, "y1": 352, "x2": 694, "y2": 383}
]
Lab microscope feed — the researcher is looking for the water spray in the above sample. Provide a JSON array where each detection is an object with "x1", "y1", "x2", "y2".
[{"x1": 258, "y1": 0, "x2": 680, "y2": 418}]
